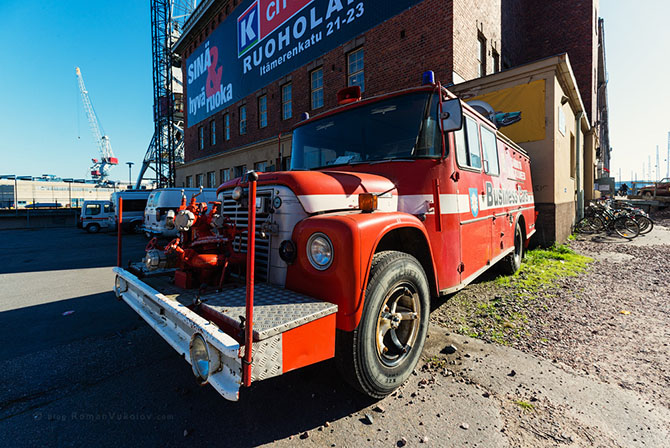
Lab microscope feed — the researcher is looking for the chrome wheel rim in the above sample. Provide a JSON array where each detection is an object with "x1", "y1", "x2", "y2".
[{"x1": 375, "y1": 281, "x2": 421, "y2": 367}]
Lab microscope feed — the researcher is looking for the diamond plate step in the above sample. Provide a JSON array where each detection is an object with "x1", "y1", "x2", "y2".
[{"x1": 142, "y1": 277, "x2": 337, "y2": 341}]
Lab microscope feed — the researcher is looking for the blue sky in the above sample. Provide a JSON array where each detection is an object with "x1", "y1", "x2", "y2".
[
  {"x1": 0, "y1": 0, "x2": 153, "y2": 181},
  {"x1": 0, "y1": 0, "x2": 667, "y2": 182}
]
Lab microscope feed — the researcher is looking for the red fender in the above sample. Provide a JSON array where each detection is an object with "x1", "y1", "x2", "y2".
[{"x1": 286, "y1": 212, "x2": 436, "y2": 332}]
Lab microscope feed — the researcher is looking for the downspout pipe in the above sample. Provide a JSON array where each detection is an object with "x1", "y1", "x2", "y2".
[{"x1": 575, "y1": 112, "x2": 584, "y2": 221}]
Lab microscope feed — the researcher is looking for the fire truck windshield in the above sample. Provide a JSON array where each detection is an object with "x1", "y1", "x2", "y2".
[{"x1": 291, "y1": 92, "x2": 442, "y2": 170}]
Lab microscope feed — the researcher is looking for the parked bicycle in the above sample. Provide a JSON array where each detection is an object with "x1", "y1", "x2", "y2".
[{"x1": 575, "y1": 200, "x2": 641, "y2": 239}]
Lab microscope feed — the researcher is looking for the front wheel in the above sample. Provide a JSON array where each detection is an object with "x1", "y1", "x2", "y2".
[
  {"x1": 575, "y1": 216, "x2": 604, "y2": 234},
  {"x1": 86, "y1": 223, "x2": 100, "y2": 234},
  {"x1": 613, "y1": 217, "x2": 639, "y2": 239},
  {"x1": 336, "y1": 251, "x2": 430, "y2": 399}
]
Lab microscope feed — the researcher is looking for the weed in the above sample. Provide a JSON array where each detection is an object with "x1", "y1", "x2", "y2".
[{"x1": 514, "y1": 400, "x2": 535, "y2": 412}]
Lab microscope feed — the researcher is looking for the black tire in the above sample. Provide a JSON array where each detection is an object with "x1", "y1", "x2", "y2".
[
  {"x1": 499, "y1": 222, "x2": 524, "y2": 275},
  {"x1": 86, "y1": 223, "x2": 100, "y2": 234},
  {"x1": 643, "y1": 191, "x2": 653, "y2": 199},
  {"x1": 131, "y1": 221, "x2": 142, "y2": 234},
  {"x1": 575, "y1": 216, "x2": 604, "y2": 234},
  {"x1": 336, "y1": 251, "x2": 430, "y2": 399},
  {"x1": 613, "y1": 217, "x2": 639, "y2": 239},
  {"x1": 636, "y1": 216, "x2": 653, "y2": 234}
]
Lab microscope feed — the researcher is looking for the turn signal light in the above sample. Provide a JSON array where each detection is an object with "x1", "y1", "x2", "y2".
[{"x1": 358, "y1": 193, "x2": 378, "y2": 212}]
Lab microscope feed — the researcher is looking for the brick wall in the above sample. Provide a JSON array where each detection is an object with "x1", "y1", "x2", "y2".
[
  {"x1": 452, "y1": 0, "x2": 501, "y2": 81},
  {"x1": 501, "y1": 0, "x2": 598, "y2": 122}
]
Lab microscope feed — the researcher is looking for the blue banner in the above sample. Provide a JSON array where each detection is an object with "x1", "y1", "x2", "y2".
[{"x1": 185, "y1": 0, "x2": 424, "y2": 127}]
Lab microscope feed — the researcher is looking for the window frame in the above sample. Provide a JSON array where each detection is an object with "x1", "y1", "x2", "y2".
[
  {"x1": 198, "y1": 125, "x2": 204, "y2": 150},
  {"x1": 281, "y1": 83, "x2": 292, "y2": 120},
  {"x1": 258, "y1": 95, "x2": 268, "y2": 128},
  {"x1": 207, "y1": 171, "x2": 216, "y2": 188},
  {"x1": 210, "y1": 119, "x2": 216, "y2": 146},
  {"x1": 196, "y1": 173, "x2": 204, "y2": 187},
  {"x1": 477, "y1": 33, "x2": 487, "y2": 77},
  {"x1": 347, "y1": 48, "x2": 365, "y2": 92},
  {"x1": 185, "y1": 176, "x2": 192, "y2": 187},
  {"x1": 224, "y1": 113, "x2": 230, "y2": 140},
  {"x1": 480, "y1": 125, "x2": 500, "y2": 176},
  {"x1": 239, "y1": 105, "x2": 247, "y2": 135},
  {"x1": 310, "y1": 67, "x2": 324, "y2": 110},
  {"x1": 455, "y1": 115, "x2": 484, "y2": 172}
]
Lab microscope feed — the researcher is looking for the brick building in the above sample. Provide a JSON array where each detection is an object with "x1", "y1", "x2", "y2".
[{"x1": 173, "y1": 0, "x2": 608, "y2": 221}]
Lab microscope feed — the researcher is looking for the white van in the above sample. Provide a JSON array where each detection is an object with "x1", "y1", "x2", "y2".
[
  {"x1": 78, "y1": 200, "x2": 113, "y2": 233},
  {"x1": 109, "y1": 190, "x2": 152, "y2": 233},
  {"x1": 143, "y1": 188, "x2": 217, "y2": 238}
]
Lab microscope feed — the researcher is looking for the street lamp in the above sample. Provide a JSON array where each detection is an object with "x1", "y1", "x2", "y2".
[{"x1": 126, "y1": 162, "x2": 134, "y2": 187}]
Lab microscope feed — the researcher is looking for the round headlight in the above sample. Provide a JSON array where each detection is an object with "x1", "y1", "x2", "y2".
[
  {"x1": 307, "y1": 233, "x2": 333, "y2": 270},
  {"x1": 232, "y1": 186, "x2": 244, "y2": 201},
  {"x1": 114, "y1": 275, "x2": 127, "y2": 296},
  {"x1": 189, "y1": 334, "x2": 210, "y2": 383}
]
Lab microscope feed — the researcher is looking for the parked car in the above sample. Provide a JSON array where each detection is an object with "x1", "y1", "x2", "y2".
[
  {"x1": 143, "y1": 188, "x2": 217, "y2": 238},
  {"x1": 639, "y1": 178, "x2": 670, "y2": 198},
  {"x1": 78, "y1": 200, "x2": 113, "y2": 233},
  {"x1": 109, "y1": 190, "x2": 152, "y2": 233}
]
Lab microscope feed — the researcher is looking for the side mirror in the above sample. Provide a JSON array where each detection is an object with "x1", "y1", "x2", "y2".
[{"x1": 440, "y1": 98, "x2": 463, "y2": 133}]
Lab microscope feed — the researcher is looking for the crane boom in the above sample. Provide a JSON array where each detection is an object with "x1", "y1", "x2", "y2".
[{"x1": 75, "y1": 67, "x2": 118, "y2": 183}]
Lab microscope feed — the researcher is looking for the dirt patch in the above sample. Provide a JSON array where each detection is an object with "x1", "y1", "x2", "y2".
[{"x1": 432, "y1": 220, "x2": 670, "y2": 411}]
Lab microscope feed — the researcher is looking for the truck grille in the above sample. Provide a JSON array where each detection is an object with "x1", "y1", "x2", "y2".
[{"x1": 220, "y1": 190, "x2": 272, "y2": 282}]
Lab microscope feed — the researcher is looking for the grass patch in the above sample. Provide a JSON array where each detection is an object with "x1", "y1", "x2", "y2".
[
  {"x1": 436, "y1": 244, "x2": 592, "y2": 346},
  {"x1": 514, "y1": 400, "x2": 535, "y2": 412}
]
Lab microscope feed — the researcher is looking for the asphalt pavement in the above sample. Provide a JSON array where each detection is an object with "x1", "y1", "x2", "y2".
[{"x1": 1, "y1": 227, "x2": 668, "y2": 447}]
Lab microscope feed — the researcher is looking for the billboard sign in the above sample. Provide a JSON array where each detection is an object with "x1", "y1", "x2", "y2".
[{"x1": 185, "y1": 0, "x2": 424, "y2": 127}]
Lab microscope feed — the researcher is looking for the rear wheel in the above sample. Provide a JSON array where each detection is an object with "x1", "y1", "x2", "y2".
[
  {"x1": 575, "y1": 216, "x2": 604, "y2": 234},
  {"x1": 643, "y1": 191, "x2": 653, "y2": 199},
  {"x1": 132, "y1": 221, "x2": 142, "y2": 234},
  {"x1": 336, "y1": 251, "x2": 429, "y2": 399},
  {"x1": 500, "y1": 222, "x2": 524, "y2": 275},
  {"x1": 636, "y1": 216, "x2": 653, "y2": 234},
  {"x1": 86, "y1": 223, "x2": 100, "y2": 234},
  {"x1": 613, "y1": 217, "x2": 639, "y2": 239}
]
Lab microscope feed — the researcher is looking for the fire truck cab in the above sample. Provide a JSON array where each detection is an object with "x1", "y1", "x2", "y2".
[{"x1": 113, "y1": 75, "x2": 535, "y2": 401}]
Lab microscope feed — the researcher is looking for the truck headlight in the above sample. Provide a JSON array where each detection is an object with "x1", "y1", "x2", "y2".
[
  {"x1": 114, "y1": 275, "x2": 127, "y2": 297},
  {"x1": 307, "y1": 233, "x2": 333, "y2": 270},
  {"x1": 189, "y1": 334, "x2": 211, "y2": 383},
  {"x1": 232, "y1": 186, "x2": 244, "y2": 202}
]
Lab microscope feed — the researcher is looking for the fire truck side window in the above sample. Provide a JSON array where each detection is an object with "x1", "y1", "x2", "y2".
[
  {"x1": 85, "y1": 204, "x2": 100, "y2": 216},
  {"x1": 455, "y1": 116, "x2": 482, "y2": 170},
  {"x1": 481, "y1": 126, "x2": 500, "y2": 176}
]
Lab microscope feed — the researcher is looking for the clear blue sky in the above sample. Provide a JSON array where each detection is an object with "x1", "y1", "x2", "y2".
[
  {"x1": 0, "y1": 0, "x2": 154, "y2": 182},
  {"x1": 0, "y1": 1, "x2": 667, "y2": 183}
]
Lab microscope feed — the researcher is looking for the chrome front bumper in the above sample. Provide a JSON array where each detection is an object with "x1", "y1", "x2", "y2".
[{"x1": 112, "y1": 267, "x2": 242, "y2": 401}]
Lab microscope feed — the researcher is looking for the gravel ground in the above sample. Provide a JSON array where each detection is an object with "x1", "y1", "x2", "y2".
[{"x1": 432, "y1": 209, "x2": 670, "y2": 414}]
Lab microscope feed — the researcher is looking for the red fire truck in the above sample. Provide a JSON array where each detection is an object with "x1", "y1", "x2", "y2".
[{"x1": 113, "y1": 73, "x2": 535, "y2": 401}]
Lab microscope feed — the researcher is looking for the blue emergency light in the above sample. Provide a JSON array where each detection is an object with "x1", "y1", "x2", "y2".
[{"x1": 422, "y1": 71, "x2": 435, "y2": 85}]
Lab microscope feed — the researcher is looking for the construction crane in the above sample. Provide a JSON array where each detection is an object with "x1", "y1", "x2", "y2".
[
  {"x1": 135, "y1": 1, "x2": 196, "y2": 189},
  {"x1": 75, "y1": 67, "x2": 118, "y2": 184}
]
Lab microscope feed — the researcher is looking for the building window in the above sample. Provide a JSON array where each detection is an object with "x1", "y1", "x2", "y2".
[
  {"x1": 281, "y1": 83, "x2": 292, "y2": 120},
  {"x1": 210, "y1": 120, "x2": 216, "y2": 146},
  {"x1": 239, "y1": 105, "x2": 247, "y2": 135},
  {"x1": 198, "y1": 126, "x2": 204, "y2": 150},
  {"x1": 224, "y1": 113, "x2": 230, "y2": 140},
  {"x1": 220, "y1": 168, "x2": 231, "y2": 183},
  {"x1": 492, "y1": 49, "x2": 500, "y2": 74},
  {"x1": 234, "y1": 165, "x2": 247, "y2": 178},
  {"x1": 258, "y1": 95, "x2": 268, "y2": 128},
  {"x1": 207, "y1": 171, "x2": 216, "y2": 188},
  {"x1": 185, "y1": 176, "x2": 192, "y2": 187},
  {"x1": 311, "y1": 68, "x2": 324, "y2": 110},
  {"x1": 477, "y1": 33, "x2": 487, "y2": 77},
  {"x1": 281, "y1": 156, "x2": 291, "y2": 171},
  {"x1": 347, "y1": 48, "x2": 364, "y2": 92},
  {"x1": 254, "y1": 161, "x2": 267, "y2": 172},
  {"x1": 196, "y1": 173, "x2": 204, "y2": 187}
]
